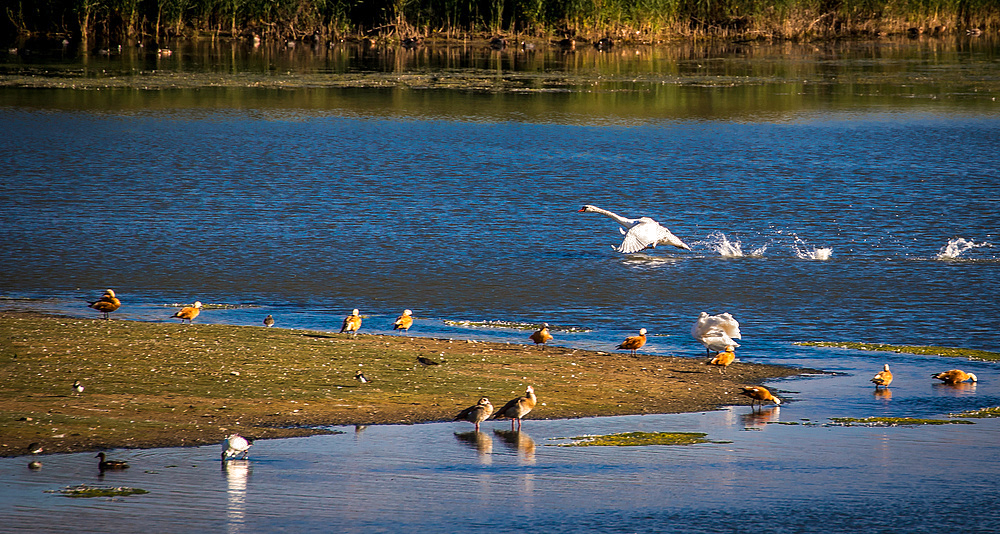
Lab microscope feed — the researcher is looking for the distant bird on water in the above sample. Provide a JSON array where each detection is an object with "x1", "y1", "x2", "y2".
[
  {"x1": 96, "y1": 452, "x2": 130, "y2": 471},
  {"x1": 708, "y1": 346, "x2": 736, "y2": 374},
  {"x1": 529, "y1": 323, "x2": 553, "y2": 349},
  {"x1": 692, "y1": 312, "x2": 742, "y2": 357},
  {"x1": 72, "y1": 380, "x2": 84, "y2": 395},
  {"x1": 871, "y1": 364, "x2": 893, "y2": 389},
  {"x1": 171, "y1": 301, "x2": 202, "y2": 324},
  {"x1": 263, "y1": 314, "x2": 275, "y2": 327},
  {"x1": 578, "y1": 204, "x2": 691, "y2": 254},
  {"x1": 931, "y1": 369, "x2": 978, "y2": 385},
  {"x1": 740, "y1": 386, "x2": 781, "y2": 411},
  {"x1": 87, "y1": 289, "x2": 121, "y2": 320},
  {"x1": 221, "y1": 434, "x2": 252, "y2": 460},
  {"x1": 455, "y1": 397, "x2": 494, "y2": 431},
  {"x1": 393, "y1": 309, "x2": 414, "y2": 332},
  {"x1": 341, "y1": 309, "x2": 362, "y2": 336},
  {"x1": 617, "y1": 328, "x2": 647, "y2": 355},
  {"x1": 492, "y1": 386, "x2": 537, "y2": 431},
  {"x1": 354, "y1": 370, "x2": 369, "y2": 383}
]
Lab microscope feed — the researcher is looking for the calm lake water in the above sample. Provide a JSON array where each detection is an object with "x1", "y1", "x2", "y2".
[{"x1": 2, "y1": 36, "x2": 999, "y2": 532}]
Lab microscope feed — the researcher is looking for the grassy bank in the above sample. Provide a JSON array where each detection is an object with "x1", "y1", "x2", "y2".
[
  {"x1": 0, "y1": 312, "x2": 803, "y2": 457},
  {"x1": 2, "y1": 0, "x2": 997, "y2": 47}
]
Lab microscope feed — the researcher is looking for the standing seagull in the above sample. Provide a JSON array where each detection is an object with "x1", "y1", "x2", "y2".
[
  {"x1": 617, "y1": 328, "x2": 647, "y2": 355},
  {"x1": 393, "y1": 309, "x2": 414, "y2": 332},
  {"x1": 263, "y1": 314, "x2": 275, "y2": 327},
  {"x1": 87, "y1": 289, "x2": 121, "y2": 320},
  {"x1": 492, "y1": 386, "x2": 537, "y2": 431},
  {"x1": 171, "y1": 301, "x2": 202, "y2": 324},
  {"x1": 931, "y1": 369, "x2": 978, "y2": 385},
  {"x1": 692, "y1": 312, "x2": 742, "y2": 357},
  {"x1": 221, "y1": 434, "x2": 252, "y2": 460},
  {"x1": 740, "y1": 386, "x2": 781, "y2": 411},
  {"x1": 455, "y1": 397, "x2": 494, "y2": 431},
  {"x1": 341, "y1": 309, "x2": 362, "y2": 337},
  {"x1": 578, "y1": 205, "x2": 691, "y2": 253},
  {"x1": 871, "y1": 364, "x2": 893, "y2": 389},
  {"x1": 529, "y1": 323, "x2": 553, "y2": 349}
]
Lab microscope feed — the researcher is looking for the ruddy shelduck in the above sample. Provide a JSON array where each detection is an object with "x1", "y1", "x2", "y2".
[
  {"x1": 87, "y1": 289, "x2": 121, "y2": 320},
  {"x1": 740, "y1": 385, "x2": 781, "y2": 411},
  {"x1": 529, "y1": 323, "x2": 553, "y2": 349},
  {"x1": 455, "y1": 397, "x2": 494, "y2": 431},
  {"x1": 708, "y1": 346, "x2": 736, "y2": 373},
  {"x1": 340, "y1": 309, "x2": 362, "y2": 336},
  {"x1": 931, "y1": 369, "x2": 978, "y2": 385},
  {"x1": 617, "y1": 328, "x2": 647, "y2": 355},
  {"x1": 492, "y1": 386, "x2": 537, "y2": 430},
  {"x1": 393, "y1": 309, "x2": 413, "y2": 332},
  {"x1": 871, "y1": 363, "x2": 893, "y2": 389},
  {"x1": 171, "y1": 301, "x2": 202, "y2": 324}
]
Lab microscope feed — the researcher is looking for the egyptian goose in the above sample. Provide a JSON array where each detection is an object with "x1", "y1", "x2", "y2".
[
  {"x1": 393, "y1": 309, "x2": 413, "y2": 332},
  {"x1": 871, "y1": 364, "x2": 893, "y2": 389},
  {"x1": 87, "y1": 289, "x2": 121, "y2": 319},
  {"x1": 455, "y1": 397, "x2": 494, "y2": 431},
  {"x1": 354, "y1": 370, "x2": 369, "y2": 383},
  {"x1": 492, "y1": 386, "x2": 537, "y2": 430},
  {"x1": 263, "y1": 314, "x2": 275, "y2": 327},
  {"x1": 692, "y1": 312, "x2": 742, "y2": 356},
  {"x1": 340, "y1": 309, "x2": 362, "y2": 336},
  {"x1": 95, "y1": 452, "x2": 130, "y2": 470},
  {"x1": 221, "y1": 433, "x2": 252, "y2": 460},
  {"x1": 931, "y1": 369, "x2": 978, "y2": 385},
  {"x1": 72, "y1": 380, "x2": 84, "y2": 395},
  {"x1": 617, "y1": 328, "x2": 647, "y2": 355},
  {"x1": 708, "y1": 346, "x2": 736, "y2": 373},
  {"x1": 740, "y1": 386, "x2": 781, "y2": 411},
  {"x1": 171, "y1": 301, "x2": 202, "y2": 324},
  {"x1": 529, "y1": 323, "x2": 553, "y2": 349},
  {"x1": 578, "y1": 204, "x2": 691, "y2": 253}
]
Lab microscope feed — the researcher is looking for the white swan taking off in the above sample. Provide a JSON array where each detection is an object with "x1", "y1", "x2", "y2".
[
  {"x1": 692, "y1": 312, "x2": 742, "y2": 356},
  {"x1": 578, "y1": 204, "x2": 691, "y2": 254}
]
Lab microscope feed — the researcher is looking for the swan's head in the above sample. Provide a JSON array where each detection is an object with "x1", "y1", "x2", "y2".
[
  {"x1": 193, "y1": 301, "x2": 202, "y2": 308},
  {"x1": 638, "y1": 328, "x2": 647, "y2": 335},
  {"x1": 578, "y1": 204, "x2": 597, "y2": 213}
]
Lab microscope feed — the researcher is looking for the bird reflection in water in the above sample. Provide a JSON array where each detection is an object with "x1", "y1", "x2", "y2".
[
  {"x1": 454, "y1": 431, "x2": 493, "y2": 463},
  {"x1": 223, "y1": 460, "x2": 250, "y2": 533},
  {"x1": 493, "y1": 429, "x2": 536, "y2": 463},
  {"x1": 740, "y1": 406, "x2": 780, "y2": 429},
  {"x1": 932, "y1": 381, "x2": 977, "y2": 395},
  {"x1": 873, "y1": 388, "x2": 893, "y2": 400}
]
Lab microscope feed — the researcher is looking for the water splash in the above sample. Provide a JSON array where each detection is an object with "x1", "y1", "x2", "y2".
[
  {"x1": 935, "y1": 238, "x2": 990, "y2": 260},
  {"x1": 792, "y1": 235, "x2": 832, "y2": 260},
  {"x1": 701, "y1": 231, "x2": 766, "y2": 258}
]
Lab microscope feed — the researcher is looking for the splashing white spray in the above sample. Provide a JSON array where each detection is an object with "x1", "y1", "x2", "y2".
[
  {"x1": 701, "y1": 231, "x2": 767, "y2": 258},
  {"x1": 936, "y1": 238, "x2": 990, "y2": 260},
  {"x1": 792, "y1": 235, "x2": 832, "y2": 260}
]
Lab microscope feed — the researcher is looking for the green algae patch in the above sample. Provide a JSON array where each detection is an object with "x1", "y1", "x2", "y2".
[
  {"x1": 796, "y1": 342, "x2": 1000, "y2": 361},
  {"x1": 829, "y1": 417, "x2": 975, "y2": 427},
  {"x1": 950, "y1": 406, "x2": 1000, "y2": 419},
  {"x1": 46, "y1": 484, "x2": 149, "y2": 498},
  {"x1": 553, "y1": 431, "x2": 711, "y2": 447}
]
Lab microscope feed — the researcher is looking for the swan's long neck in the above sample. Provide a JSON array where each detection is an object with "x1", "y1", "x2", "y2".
[{"x1": 587, "y1": 206, "x2": 637, "y2": 228}]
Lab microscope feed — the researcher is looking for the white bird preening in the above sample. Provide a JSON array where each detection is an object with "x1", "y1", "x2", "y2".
[
  {"x1": 692, "y1": 312, "x2": 742, "y2": 357},
  {"x1": 222, "y1": 433, "x2": 252, "y2": 460},
  {"x1": 578, "y1": 204, "x2": 691, "y2": 254}
]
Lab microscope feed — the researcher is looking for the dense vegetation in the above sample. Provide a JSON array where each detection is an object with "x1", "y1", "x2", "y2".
[{"x1": 3, "y1": 0, "x2": 998, "y2": 45}]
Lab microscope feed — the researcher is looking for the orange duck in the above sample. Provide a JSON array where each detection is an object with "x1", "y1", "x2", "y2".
[{"x1": 617, "y1": 328, "x2": 647, "y2": 355}]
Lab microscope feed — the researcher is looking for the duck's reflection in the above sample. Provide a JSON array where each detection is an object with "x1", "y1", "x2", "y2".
[
  {"x1": 223, "y1": 460, "x2": 250, "y2": 533},
  {"x1": 454, "y1": 430, "x2": 493, "y2": 463},
  {"x1": 874, "y1": 388, "x2": 893, "y2": 400},
  {"x1": 933, "y1": 381, "x2": 977, "y2": 395},
  {"x1": 741, "y1": 406, "x2": 780, "y2": 429},
  {"x1": 493, "y1": 429, "x2": 536, "y2": 464}
]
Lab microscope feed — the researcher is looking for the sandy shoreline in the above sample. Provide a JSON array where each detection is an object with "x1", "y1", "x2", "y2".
[{"x1": 0, "y1": 311, "x2": 806, "y2": 457}]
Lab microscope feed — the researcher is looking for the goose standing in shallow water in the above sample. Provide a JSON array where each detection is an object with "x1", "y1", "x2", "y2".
[
  {"x1": 455, "y1": 397, "x2": 494, "y2": 431},
  {"x1": 617, "y1": 328, "x2": 647, "y2": 355},
  {"x1": 393, "y1": 309, "x2": 413, "y2": 332},
  {"x1": 932, "y1": 369, "x2": 977, "y2": 385},
  {"x1": 529, "y1": 323, "x2": 553, "y2": 349},
  {"x1": 87, "y1": 289, "x2": 121, "y2": 319},
  {"x1": 578, "y1": 204, "x2": 691, "y2": 253},
  {"x1": 692, "y1": 312, "x2": 742, "y2": 356},
  {"x1": 171, "y1": 301, "x2": 202, "y2": 324},
  {"x1": 871, "y1": 364, "x2": 893, "y2": 389},
  {"x1": 492, "y1": 386, "x2": 537, "y2": 430},
  {"x1": 341, "y1": 309, "x2": 362, "y2": 336},
  {"x1": 221, "y1": 434, "x2": 252, "y2": 460},
  {"x1": 96, "y1": 452, "x2": 130, "y2": 470}
]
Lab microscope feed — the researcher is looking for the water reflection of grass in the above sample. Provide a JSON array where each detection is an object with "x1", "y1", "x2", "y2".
[
  {"x1": 829, "y1": 417, "x2": 975, "y2": 427},
  {"x1": 46, "y1": 484, "x2": 149, "y2": 498},
  {"x1": 552, "y1": 431, "x2": 713, "y2": 447},
  {"x1": 796, "y1": 342, "x2": 1000, "y2": 361}
]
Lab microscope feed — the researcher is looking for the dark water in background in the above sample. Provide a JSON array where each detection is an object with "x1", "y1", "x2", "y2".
[{"x1": 1, "y1": 37, "x2": 1000, "y2": 533}]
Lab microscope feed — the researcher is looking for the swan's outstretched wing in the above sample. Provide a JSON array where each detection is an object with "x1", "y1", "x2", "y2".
[{"x1": 614, "y1": 219, "x2": 672, "y2": 253}]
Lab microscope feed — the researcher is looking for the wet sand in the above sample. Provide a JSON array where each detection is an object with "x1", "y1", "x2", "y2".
[{"x1": 0, "y1": 311, "x2": 805, "y2": 456}]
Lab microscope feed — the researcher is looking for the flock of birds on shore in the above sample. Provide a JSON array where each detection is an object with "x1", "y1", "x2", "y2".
[{"x1": 64, "y1": 204, "x2": 981, "y2": 470}]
